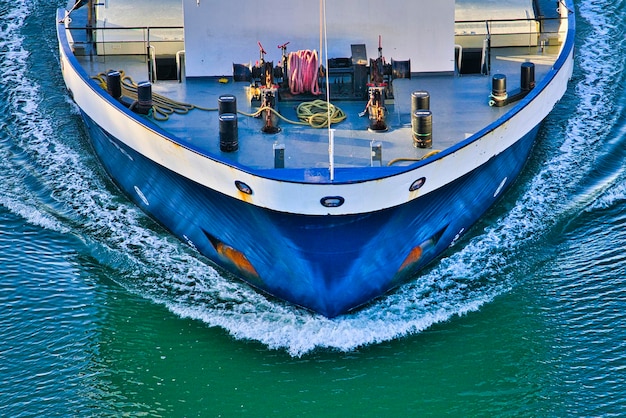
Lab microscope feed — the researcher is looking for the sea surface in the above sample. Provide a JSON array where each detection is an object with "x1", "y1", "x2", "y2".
[{"x1": 1, "y1": 1, "x2": 625, "y2": 416}]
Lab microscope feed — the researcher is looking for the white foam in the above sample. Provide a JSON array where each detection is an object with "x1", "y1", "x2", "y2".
[
  {"x1": 1, "y1": 0, "x2": 624, "y2": 356},
  {"x1": 0, "y1": 1, "x2": 505, "y2": 357},
  {"x1": 586, "y1": 180, "x2": 626, "y2": 211},
  {"x1": 559, "y1": 1, "x2": 626, "y2": 213}
]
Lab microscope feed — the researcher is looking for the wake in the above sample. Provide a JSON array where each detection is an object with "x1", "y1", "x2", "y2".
[{"x1": 0, "y1": 1, "x2": 623, "y2": 356}]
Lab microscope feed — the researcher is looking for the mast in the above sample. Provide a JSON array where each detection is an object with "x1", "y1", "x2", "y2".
[
  {"x1": 87, "y1": 0, "x2": 94, "y2": 27},
  {"x1": 321, "y1": 0, "x2": 334, "y2": 181}
]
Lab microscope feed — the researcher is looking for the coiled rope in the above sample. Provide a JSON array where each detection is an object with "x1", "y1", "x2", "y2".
[
  {"x1": 92, "y1": 71, "x2": 216, "y2": 121},
  {"x1": 288, "y1": 50, "x2": 321, "y2": 95},
  {"x1": 295, "y1": 100, "x2": 346, "y2": 128},
  {"x1": 93, "y1": 70, "x2": 345, "y2": 128}
]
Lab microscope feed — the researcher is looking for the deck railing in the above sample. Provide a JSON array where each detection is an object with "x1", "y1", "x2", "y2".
[
  {"x1": 66, "y1": 25, "x2": 185, "y2": 81},
  {"x1": 454, "y1": 16, "x2": 568, "y2": 75},
  {"x1": 66, "y1": 14, "x2": 567, "y2": 80}
]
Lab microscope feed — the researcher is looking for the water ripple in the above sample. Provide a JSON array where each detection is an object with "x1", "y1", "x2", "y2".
[{"x1": 0, "y1": 0, "x2": 625, "y2": 360}]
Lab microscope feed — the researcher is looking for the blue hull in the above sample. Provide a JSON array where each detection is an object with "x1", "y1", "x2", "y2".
[{"x1": 82, "y1": 112, "x2": 540, "y2": 317}]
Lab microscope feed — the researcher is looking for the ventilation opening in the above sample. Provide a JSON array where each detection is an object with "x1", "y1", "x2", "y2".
[
  {"x1": 154, "y1": 56, "x2": 178, "y2": 81},
  {"x1": 456, "y1": 49, "x2": 484, "y2": 75}
]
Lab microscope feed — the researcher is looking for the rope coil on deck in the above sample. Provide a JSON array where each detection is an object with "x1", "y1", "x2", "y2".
[
  {"x1": 288, "y1": 50, "x2": 321, "y2": 95},
  {"x1": 92, "y1": 71, "x2": 345, "y2": 128},
  {"x1": 295, "y1": 100, "x2": 346, "y2": 128},
  {"x1": 92, "y1": 71, "x2": 216, "y2": 121}
]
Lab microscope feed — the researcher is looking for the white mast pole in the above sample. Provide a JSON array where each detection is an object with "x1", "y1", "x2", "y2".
[{"x1": 322, "y1": 0, "x2": 334, "y2": 181}]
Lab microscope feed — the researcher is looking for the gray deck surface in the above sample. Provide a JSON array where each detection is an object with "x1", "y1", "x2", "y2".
[{"x1": 65, "y1": 1, "x2": 563, "y2": 171}]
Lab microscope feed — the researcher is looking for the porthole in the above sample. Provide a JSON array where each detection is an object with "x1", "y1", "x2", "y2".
[
  {"x1": 320, "y1": 196, "x2": 345, "y2": 208},
  {"x1": 235, "y1": 180, "x2": 253, "y2": 195},
  {"x1": 409, "y1": 177, "x2": 426, "y2": 192}
]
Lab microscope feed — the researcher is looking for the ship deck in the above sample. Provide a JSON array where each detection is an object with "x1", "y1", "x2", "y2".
[{"x1": 64, "y1": 1, "x2": 565, "y2": 173}]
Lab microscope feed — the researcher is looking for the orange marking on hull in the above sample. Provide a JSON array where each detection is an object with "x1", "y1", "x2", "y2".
[
  {"x1": 398, "y1": 245, "x2": 423, "y2": 272},
  {"x1": 216, "y1": 243, "x2": 260, "y2": 278}
]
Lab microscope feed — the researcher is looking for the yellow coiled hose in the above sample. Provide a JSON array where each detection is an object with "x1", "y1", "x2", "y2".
[{"x1": 295, "y1": 100, "x2": 346, "y2": 128}]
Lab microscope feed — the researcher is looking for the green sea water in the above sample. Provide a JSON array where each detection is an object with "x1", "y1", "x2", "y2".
[{"x1": 1, "y1": 1, "x2": 625, "y2": 416}]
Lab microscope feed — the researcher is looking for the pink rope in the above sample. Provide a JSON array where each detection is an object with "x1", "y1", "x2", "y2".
[{"x1": 288, "y1": 50, "x2": 320, "y2": 95}]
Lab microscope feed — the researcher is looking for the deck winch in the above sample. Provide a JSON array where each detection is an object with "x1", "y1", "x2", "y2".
[
  {"x1": 234, "y1": 37, "x2": 412, "y2": 137},
  {"x1": 366, "y1": 86, "x2": 387, "y2": 132},
  {"x1": 238, "y1": 38, "x2": 409, "y2": 104},
  {"x1": 260, "y1": 87, "x2": 280, "y2": 133}
]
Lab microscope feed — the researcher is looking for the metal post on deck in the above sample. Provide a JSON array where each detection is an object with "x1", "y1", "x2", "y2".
[
  {"x1": 87, "y1": 0, "x2": 94, "y2": 26},
  {"x1": 329, "y1": 129, "x2": 335, "y2": 181},
  {"x1": 482, "y1": 21, "x2": 491, "y2": 75},
  {"x1": 274, "y1": 143, "x2": 285, "y2": 169},
  {"x1": 371, "y1": 141, "x2": 382, "y2": 167},
  {"x1": 86, "y1": 0, "x2": 95, "y2": 43}
]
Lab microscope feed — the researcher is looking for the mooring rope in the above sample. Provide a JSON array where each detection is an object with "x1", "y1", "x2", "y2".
[
  {"x1": 58, "y1": 0, "x2": 83, "y2": 23},
  {"x1": 92, "y1": 71, "x2": 345, "y2": 128},
  {"x1": 92, "y1": 71, "x2": 216, "y2": 121},
  {"x1": 387, "y1": 150, "x2": 441, "y2": 166},
  {"x1": 288, "y1": 50, "x2": 321, "y2": 95}
]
